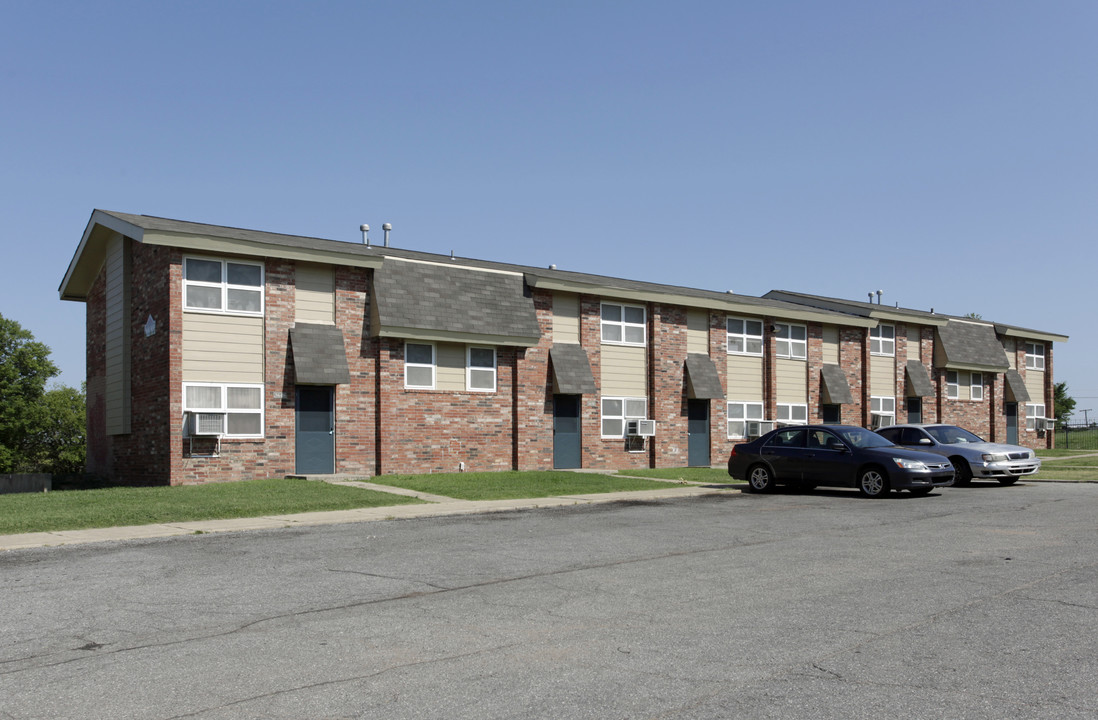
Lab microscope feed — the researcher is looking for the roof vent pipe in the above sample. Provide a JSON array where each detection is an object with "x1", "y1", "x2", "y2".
[
  {"x1": 360, "y1": 224, "x2": 370, "y2": 246},
  {"x1": 382, "y1": 222, "x2": 392, "y2": 247}
]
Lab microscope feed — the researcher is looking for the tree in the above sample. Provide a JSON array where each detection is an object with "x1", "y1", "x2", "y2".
[
  {"x1": 0, "y1": 312, "x2": 84, "y2": 474},
  {"x1": 1053, "y1": 381, "x2": 1076, "y2": 428}
]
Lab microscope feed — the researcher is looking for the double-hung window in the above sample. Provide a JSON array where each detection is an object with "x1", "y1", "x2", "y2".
[
  {"x1": 776, "y1": 403, "x2": 807, "y2": 425},
  {"x1": 1025, "y1": 342, "x2": 1045, "y2": 370},
  {"x1": 404, "y1": 342, "x2": 436, "y2": 389},
  {"x1": 946, "y1": 371, "x2": 959, "y2": 399},
  {"x1": 727, "y1": 401, "x2": 765, "y2": 439},
  {"x1": 183, "y1": 383, "x2": 264, "y2": 437},
  {"x1": 774, "y1": 323, "x2": 807, "y2": 360},
  {"x1": 183, "y1": 257, "x2": 263, "y2": 315},
  {"x1": 726, "y1": 317, "x2": 763, "y2": 355},
  {"x1": 970, "y1": 372, "x2": 984, "y2": 401},
  {"x1": 601, "y1": 303, "x2": 646, "y2": 346},
  {"x1": 870, "y1": 324, "x2": 895, "y2": 356},
  {"x1": 1026, "y1": 403, "x2": 1047, "y2": 431},
  {"x1": 870, "y1": 396, "x2": 896, "y2": 428},
  {"x1": 467, "y1": 347, "x2": 496, "y2": 392},
  {"x1": 601, "y1": 397, "x2": 647, "y2": 438}
]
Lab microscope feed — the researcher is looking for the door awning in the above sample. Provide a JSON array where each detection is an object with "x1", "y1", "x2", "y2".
[
  {"x1": 684, "y1": 354, "x2": 724, "y2": 400},
  {"x1": 1004, "y1": 369, "x2": 1031, "y2": 403},
  {"x1": 820, "y1": 364, "x2": 854, "y2": 404},
  {"x1": 289, "y1": 323, "x2": 351, "y2": 385},
  {"x1": 549, "y1": 344, "x2": 597, "y2": 395},
  {"x1": 905, "y1": 360, "x2": 935, "y2": 398}
]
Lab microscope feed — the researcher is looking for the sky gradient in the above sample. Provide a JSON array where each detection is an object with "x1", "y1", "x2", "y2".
[{"x1": 3, "y1": 1, "x2": 1095, "y2": 415}]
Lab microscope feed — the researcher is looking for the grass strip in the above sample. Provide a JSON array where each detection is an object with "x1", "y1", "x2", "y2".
[
  {"x1": 0, "y1": 478, "x2": 423, "y2": 535},
  {"x1": 369, "y1": 470, "x2": 671, "y2": 501},
  {"x1": 615, "y1": 467, "x2": 740, "y2": 484}
]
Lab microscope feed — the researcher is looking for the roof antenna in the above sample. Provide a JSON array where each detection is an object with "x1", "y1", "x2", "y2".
[{"x1": 360, "y1": 224, "x2": 370, "y2": 246}]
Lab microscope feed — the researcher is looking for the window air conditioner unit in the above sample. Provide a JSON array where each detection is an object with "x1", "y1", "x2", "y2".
[
  {"x1": 188, "y1": 412, "x2": 225, "y2": 437},
  {"x1": 626, "y1": 419, "x2": 656, "y2": 437},
  {"x1": 1035, "y1": 417, "x2": 1049, "y2": 432},
  {"x1": 746, "y1": 421, "x2": 774, "y2": 439}
]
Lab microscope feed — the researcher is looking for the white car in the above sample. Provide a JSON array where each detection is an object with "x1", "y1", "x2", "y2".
[{"x1": 875, "y1": 424, "x2": 1040, "y2": 486}]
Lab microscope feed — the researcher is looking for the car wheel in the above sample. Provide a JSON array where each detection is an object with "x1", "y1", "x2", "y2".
[
  {"x1": 998, "y1": 477, "x2": 1019, "y2": 486},
  {"x1": 746, "y1": 464, "x2": 776, "y2": 493},
  {"x1": 858, "y1": 467, "x2": 890, "y2": 498},
  {"x1": 952, "y1": 458, "x2": 973, "y2": 486}
]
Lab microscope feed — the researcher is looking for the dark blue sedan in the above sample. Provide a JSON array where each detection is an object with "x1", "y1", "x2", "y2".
[{"x1": 727, "y1": 425, "x2": 954, "y2": 498}]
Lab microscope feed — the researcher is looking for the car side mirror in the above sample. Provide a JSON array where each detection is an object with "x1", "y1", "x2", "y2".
[
  {"x1": 828, "y1": 440, "x2": 847, "y2": 452},
  {"x1": 918, "y1": 438, "x2": 932, "y2": 445}
]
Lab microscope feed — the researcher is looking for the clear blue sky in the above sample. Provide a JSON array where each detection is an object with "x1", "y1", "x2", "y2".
[{"x1": 3, "y1": 1, "x2": 1095, "y2": 415}]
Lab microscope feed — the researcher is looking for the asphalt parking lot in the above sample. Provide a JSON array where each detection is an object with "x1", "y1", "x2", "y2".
[{"x1": 2, "y1": 481, "x2": 1096, "y2": 719}]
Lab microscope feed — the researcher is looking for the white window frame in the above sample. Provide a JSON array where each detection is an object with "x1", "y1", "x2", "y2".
[
  {"x1": 1026, "y1": 403, "x2": 1047, "y2": 431},
  {"x1": 466, "y1": 346, "x2": 497, "y2": 392},
  {"x1": 183, "y1": 256, "x2": 264, "y2": 316},
  {"x1": 601, "y1": 396, "x2": 647, "y2": 439},
  {"x1": 727, "y1": 401, "x2": 766, "y2": 439},
  {"x1": 870, "y1": 323, "x2": 895, "y2": 356},
  {"x1": 970, "y1": 372, "x2": 984, "y2": 401},
  {"x1": 946, "y1": 371, "x2": 959, "y2": 399},
  {"x1": 726, "y1": 317, "x2": 764, "y2": 356},
  {"x1": 774, "y1": 323, "x2": 807, "y2": 360},
  {"x1": 600, "y1": 302, "x2": 647, "y2": 347},
  {"x1": 1025, "y1": 342, "x2": 1046, "y2": 371},
  {"x1": 182, "y1": 382, "x2": 264, "y2": 438},
  {"x1": 776, "y1": 403, "x2": 808, "y2": 425},
  {"x1": 870, "y1": 396, "x2": 896, "y2": 428},
  {"x1": 404, "y1": 342, "x2": 436, "y2": 389}
]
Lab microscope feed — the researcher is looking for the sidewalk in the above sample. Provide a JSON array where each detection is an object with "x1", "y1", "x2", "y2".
[{"x1": 0, "y1": 483, "x2": 734, "y2": 552}]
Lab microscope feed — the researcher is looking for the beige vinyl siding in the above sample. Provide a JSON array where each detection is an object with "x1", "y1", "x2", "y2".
[
  {"x1": 869, "y1": 354, "x2": 895, "y2": 397},
  {"x1": 1004, "y1": 338, "x2": 1017, "y2": 369},
  {"x1": 908, "y1": 325, "x2": 921, "y2": 344},
  {"x1": 552, "y1": 292, "x2": 580, "y2": 344},
  {"x1": 727, "y1": 355, "x2": 763, "y2": 399},
  {"x1": 436, "y1": 342, "x2": 466, "y2": 391},
  {"x1": 295, "y1": 263, "x2": 335, "y2": 324},
  {"x1": 1025, "y1": 368, "x2": 1045, "y2": 401},
  {"x1": 821, "y1": 325, "x2": 839, "y2": 365},
  {"x1": 104, "y1": 234, "x2": 131, "y2": 435},
  {"x1": 687, "y1": 310, "x2": 709, "y2": 354},
  {"x1": 775, "y1": 358, "x2": 807, "y2": 403},
  {"x1": 182, "y1": 314, "x2": 264, "y2": 383},
  {"x1": 601, "y1": 344, "x2": 646, "y2": 397}
]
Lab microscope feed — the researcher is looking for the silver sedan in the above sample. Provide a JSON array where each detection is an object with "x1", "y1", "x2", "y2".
[{"x1": 876, "y1": 423, "x2": 1041, "y2": 486}]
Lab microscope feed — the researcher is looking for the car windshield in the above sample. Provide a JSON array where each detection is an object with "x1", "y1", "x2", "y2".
[
  {"x1": 926, "y1": 425, "x2": 984, "y2": 444},
  {"x1": 837, "y1": 427, "x2": 894, "y2": 448}
]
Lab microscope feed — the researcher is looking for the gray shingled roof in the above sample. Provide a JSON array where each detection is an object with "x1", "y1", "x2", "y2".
[
  {"x1": 289, "y1": 324, "x2": 351, "y2": 385},
  {"x1": 905, "y1": 360, "x2": 934, "y2": 397},
  {"x1": 372, "y1": 258, "x2": 541, "y2": 344},
  {"x1": 1004, "y1": 369, "x2": 1031, "y2": 403},
  {"x1": 936, "y1": 321, "x2": 1010, "y2": 370},
  {"x1": 549, "y1": 345, "x2": 598, "y2": 395},
  {"x1": 684, "y1": 354, "x2": 725, "y2": 400},
  {"x1": 820, "y1": 364, "x2": 854, "y2": 404}
]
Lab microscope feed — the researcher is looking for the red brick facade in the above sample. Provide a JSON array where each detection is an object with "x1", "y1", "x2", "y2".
[{"x1": 81, "y1": 239, "x2": 1057, "y2": 485}]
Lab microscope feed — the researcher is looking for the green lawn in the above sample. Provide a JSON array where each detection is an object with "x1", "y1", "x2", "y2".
[
  {"x1": 370, "y1": 470, "x2": 673, "y2": 500},
  {"x1": 616, "y1": 467, "x2": 740, "y2": 484},
  {"x1": 0, "y1": 478, "x2": 423, "y2": 535}
]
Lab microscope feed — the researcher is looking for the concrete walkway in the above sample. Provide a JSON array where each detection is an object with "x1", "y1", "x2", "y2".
[{"x1": 0, "y1": 483, "x2": 734, "y2": 552}]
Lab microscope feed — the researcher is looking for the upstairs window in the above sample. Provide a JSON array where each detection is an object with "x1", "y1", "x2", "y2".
[
  {"x1": 774, "y1": 323, "x2": 807, "y2": 360},
  {"x1": 601, "y1": 303, "x2": 646, "y2": 346},
  {"x1": 1025, "y1": 342, "x2": 1046, "y2": 371},
  {"x1": 184, "y1": 257, "x2": 263, "y2": 315},
  {"x1": 870, "y1": 324, "x2": 895, "y2": 356},
  {"x1": 946, "y1": 371, "x2": 959, "y2": 399},
  {"x1": 467, "y1": 347, "x2": 497, "y2": 392},
  {"x1": 727, "y1": 317, "x2": 763, "y2": 356},
  {"x1": 404, "y1": 342, "x2": 436, "y2": 389},
  {"x1": 970, "y1": 372, "x2": 984, "y2": 401}
]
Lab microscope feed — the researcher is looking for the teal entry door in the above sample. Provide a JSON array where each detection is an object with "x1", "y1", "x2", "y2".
[{"x1": 296, "y1": 386, "x2": 334, "y2": 475}]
